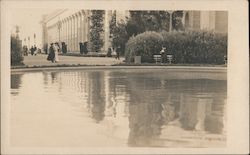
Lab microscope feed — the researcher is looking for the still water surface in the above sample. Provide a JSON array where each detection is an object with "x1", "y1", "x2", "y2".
[{"x1": 11, "y1": 69, "x2": 227, "y2": 147}]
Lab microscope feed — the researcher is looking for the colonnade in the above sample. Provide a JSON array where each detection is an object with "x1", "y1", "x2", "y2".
[{"x1": 47, "y1": 10, "x2": 90, "y2": 52}]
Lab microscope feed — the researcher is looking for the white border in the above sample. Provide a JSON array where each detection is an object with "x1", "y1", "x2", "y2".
[{"x1": 1, "y1": 0, "x2": 249, "y2": 154}]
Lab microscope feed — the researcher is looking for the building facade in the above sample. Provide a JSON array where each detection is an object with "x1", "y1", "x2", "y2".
[
  {"x1": 41, "y1": 10, "x2": 227, "y2": 53},
  {"x1": 41, "y1": 9, "x2": 128, "y2": 53},
  {"x1": 183, "y1": 11, "x2": 228, "y2": 33}
]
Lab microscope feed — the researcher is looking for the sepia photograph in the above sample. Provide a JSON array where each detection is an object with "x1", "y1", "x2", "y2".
[{"x1": 1, "y1": 0, "x2": 249, "y2": 154}]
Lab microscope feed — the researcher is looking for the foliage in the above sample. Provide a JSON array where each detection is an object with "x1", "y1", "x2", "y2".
[
  {"x1": 112, "y1": 21, "x2": 129, "y2": 56},
  {"x1": 126, "y1": 11, "x2": 169, "y2": 36},
  {"x1": 89, "y1": 10, "x2": 105, "y2": 52},
  {"x1": 107, "y1": 48, "x2": 112, "y2": 57},
  {"x1": 125, "y1": 31, "x2": 163, "y2": 63},
  {"x1": 125, "y1": 30, "x2": 227, "y2": 64},
  {"x1": 161, "y1": 30, "x2": 227, "y2": 64},
  {"x1": 125, "y1": 11, "x2": 184, "y2": 37},
  {"x1": 109, "y1": 11, "x2": 117, "y2": 36},
  {"x1": 11, "y1": 35, "x2": 23, "y2": 66},
  {"x1": 172, "y1": 11, "x2": 185, "y2": 31}
]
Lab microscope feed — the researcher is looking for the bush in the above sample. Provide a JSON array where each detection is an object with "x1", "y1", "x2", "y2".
[
  {"x1": 125, "y1": 31, "x2": 163, "y2": 63},
  {"x1": 161, "y1": 30, "x2": 227, "y2": 64},
  {"x1": 11, "y1": 35, "x2": 23, "y2": 66},
  {"x1": 125, "y1": 30, "x2": 227, "y2": 64}
]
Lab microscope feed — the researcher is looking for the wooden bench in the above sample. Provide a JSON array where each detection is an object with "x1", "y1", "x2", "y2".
[{"x1": 153, "y1": 55, "x2": 162, "y2": 64}]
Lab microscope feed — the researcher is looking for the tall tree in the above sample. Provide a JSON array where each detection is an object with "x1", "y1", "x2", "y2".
[
  {"x1": 90, "y1": 10, "x2": 105, "y2": 52},
  {"x1": 126, "y1": 10, "x2": 184, "y2": 36}
]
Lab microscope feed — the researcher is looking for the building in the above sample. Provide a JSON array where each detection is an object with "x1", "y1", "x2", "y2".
[
  {"x1": 41, "y1": 9, "x2": 128, "y2": 53},
  {"x1": 183, "y1": 11, "x2": 228, "y2": 33},
  {"x1": 41, "y1": 10, "x2": 227, "y2": 53}
]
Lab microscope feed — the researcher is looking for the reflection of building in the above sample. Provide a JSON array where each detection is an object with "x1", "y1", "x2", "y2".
[{"x1": 41, "y1": 10, "x2": 227, "y2": 54}]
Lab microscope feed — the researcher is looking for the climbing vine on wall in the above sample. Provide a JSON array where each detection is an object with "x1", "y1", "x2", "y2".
[{"x1": 89, "y1": 10, "x2": 105, "y2": 52}]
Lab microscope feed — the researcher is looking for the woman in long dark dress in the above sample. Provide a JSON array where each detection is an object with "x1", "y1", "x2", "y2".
[{"x1": 47, "y1": 43, "x2": 55, "y2": 63}]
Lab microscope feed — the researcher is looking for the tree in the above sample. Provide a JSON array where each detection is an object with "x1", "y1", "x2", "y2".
[
  {"x1": 172, "y1": 11, "x2": 184, "y2": 31},
  {"x1": 125, "y1": 11, "x2": 184, "y2": 37},
  {"x1": 109, "y1": 11, "x2": 129, "y2": 55},
  {"x1": 11, "y1": 25, "x2": 23, "y2": 65},
  {"x1": 112, "y1": 21, "x2": 129, "y2": 55},
  {"x1": 11, "y1": 35, "x2": 23, "y2": 66},
  {"x1": 89, "y1": 10, "x2": 105, "y2": 52}
]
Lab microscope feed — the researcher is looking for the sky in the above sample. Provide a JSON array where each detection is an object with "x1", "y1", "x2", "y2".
[{"x1": 10, "y1": 8, "x2": 55, "y2": 48}]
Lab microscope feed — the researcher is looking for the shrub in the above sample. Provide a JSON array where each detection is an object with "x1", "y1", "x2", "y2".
[
  {"x1": 125, "y1": 31, "x2": 163, "y2": 63},
  {"x1": 161, "y1": 30, "x2": 227, "y2": 64},
  {"x1": 11, "y1": 35, "x2": 23, "y2": 66}
]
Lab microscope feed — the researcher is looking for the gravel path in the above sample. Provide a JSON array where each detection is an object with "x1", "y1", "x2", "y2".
[{"x1": 23, "y1": 54, "x2": 124, "y2": 66}]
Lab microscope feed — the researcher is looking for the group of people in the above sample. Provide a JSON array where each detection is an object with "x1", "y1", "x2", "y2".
[
  {"x1": 22, "y1": 45, "x2": 40, "y2": 56},
  {"x1": 47, "y1": 43, "x2": 60, "y2": 63}
]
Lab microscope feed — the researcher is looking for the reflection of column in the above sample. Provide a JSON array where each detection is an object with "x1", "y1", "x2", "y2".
[
  {"x1": 88, "y1": 72, "x2": 106, "y2": 123},
  {"x1": 127, "y1": 78, "x2": 164, "y2": 147},
  {"x1": 204, "y1": 98, "x2": 225, "y2": 134},
  {"x1": 179, "y1": 94, "x2": 199, "y2": 130},
  {"x1": 195, "y1": 98, "x2": 212, "y2": 131}
]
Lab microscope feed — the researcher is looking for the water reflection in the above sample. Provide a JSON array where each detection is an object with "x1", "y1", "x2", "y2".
[
  {"x1": 10, "y1": 69, "x2": 227, "y2": 147},
  {"x1": 11, "y1": 73, "x2": 23, "y2": 95},
  {"x1": 11, "y1": 74, "x2": 23, "y2": 89},
  {"x1": 88, "y1": 72, "x2": 106, "y2": 123}
]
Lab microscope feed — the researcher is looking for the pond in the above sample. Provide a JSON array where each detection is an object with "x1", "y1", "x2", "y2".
[{"x1": 10, "y1": 68, "x2": 227, "y2": 147}]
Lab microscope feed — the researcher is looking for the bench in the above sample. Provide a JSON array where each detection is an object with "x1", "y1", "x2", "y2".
[
  {"x1": 153, "y1": 55, "x2": 162, "y2": 64},
  {"x1": 166, "y1": 55, "x2": 173, "y2": 64}
]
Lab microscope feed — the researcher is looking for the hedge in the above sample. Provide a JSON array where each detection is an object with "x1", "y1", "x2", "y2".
[
  {"x1": 125, "y1": 30, "x2": 227, "y2": 64},
  {"x1": 125, "y1": 31, "x2": 163, "y2": 63},
  {"x1": 161, "y1": 30, "x2": 227, "y2": 64}
]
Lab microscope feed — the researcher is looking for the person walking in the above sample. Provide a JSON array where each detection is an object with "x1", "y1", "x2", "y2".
[
  {"x1": 34, "y1": 45, "x2": 37, "y2": 56},
  {"x1": 30, "y1": 46, "x2": 34, "y2": 56},
  {"x1": 116, "y1": 45, "x2": 121, "y2": 60},
  {"x1": 53, "y1": 43, "x2": 59, "y2": 63},
  {"x1": 47, "y1": 43, "x2": 55, "y2": 63}
]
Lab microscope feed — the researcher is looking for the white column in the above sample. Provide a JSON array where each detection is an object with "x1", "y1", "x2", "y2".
[
  {"x1": 66, "y1": 18, "x2": 69, "y2": 49},
  {"x1": 71, "y1": 16, "x2": 74, "y2": 51},
  {"x1": 76, "y1": 13, "x2": 80, "y2": 52},
  {"x1": 63, "y1": 20, "x2": 65, "y2": 42},
  {"x1": 104, "y1": 10, "x2": 110, "y2": 53},
  {"x1": 70, "y1": 17, "x2": 73, "y2": 51},
  {"x1": 80, "y1": 12, "x2": 83, "y2": 45},
  {"x1": 85, "y1": 11, "x2": 90, "y2": 42},
  {"x1": 73, "y1": 15, "x2": 76, "y2": 51},
  {"x1": 81, "y1": 11, "x2": 85, "y2": 42}
]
